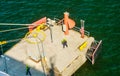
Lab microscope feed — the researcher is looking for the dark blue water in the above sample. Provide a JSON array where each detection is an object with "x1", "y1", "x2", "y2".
[{"x1": 0, "y1": 0, "x2": 120, "y2": 76}]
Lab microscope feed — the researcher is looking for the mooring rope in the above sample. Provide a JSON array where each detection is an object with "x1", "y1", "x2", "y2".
[
  {"x1": 0, "y1": 23, "x2": 36, "y2": 26},
  {"x1": 0, "y1": 27, "x2": 28, "y2": 33}
]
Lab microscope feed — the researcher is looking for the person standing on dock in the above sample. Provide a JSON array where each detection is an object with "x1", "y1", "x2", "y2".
[
  {"x1": 26, "y1": 65, "x2": 32, "y2": 76},
  {"x1": 61, "y1": 39, "x2": 68, "y2": 48}
]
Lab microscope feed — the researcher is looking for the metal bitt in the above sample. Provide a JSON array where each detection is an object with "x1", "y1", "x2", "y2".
[
  {"x1": 80, "y1": 20, "x2": 85, "y2": 38},
  {"x1": 47, "y1": 18, "x2": 53, "y2": 42}
]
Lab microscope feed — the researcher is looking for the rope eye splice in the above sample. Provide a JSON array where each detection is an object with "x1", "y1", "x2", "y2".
[
  {"x1": 24, "y1": 28, "x2": 46, "y2": 44},
  {"x1": 36, "y1": 24, "x2": 47, "y2": 31},
  {"x1": 0, "y1": 41, "x2": 7, "y2": 45}
]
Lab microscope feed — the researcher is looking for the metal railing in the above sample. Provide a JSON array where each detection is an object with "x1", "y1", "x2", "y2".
[
  {"x1": 86, "y1": 40, "x2": 102, "y2": 65},
  {"x1": 54, "y1": 18, "x2": 64, "y2": 25},
  {"x1": 54, "y1": 18, "x2": 90, "y2": 37},
  {"x1": 91, "y1": 40, "x2": 102, "y2": 64},
  {"x1": 54, "y1": 18, "x2": 60, "y2": 22},
  {"x1": 72, "y1": 26, "x2": 90, "y2": 37}
]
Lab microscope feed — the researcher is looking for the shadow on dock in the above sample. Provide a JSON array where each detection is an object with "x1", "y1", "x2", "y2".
[
  {"x1": 0, "y1": 55, "x2": 45, "y2": 76},
  {"x1": 47, "y1": 56, "x2": 56, "y2": 76}
]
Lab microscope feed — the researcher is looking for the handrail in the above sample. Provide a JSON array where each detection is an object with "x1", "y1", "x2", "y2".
[
  {"x1": 92, "y1": 40, "x2": 102, "y2": 64},
  {"x1": 54, "y1": 18, "x2": 64, "y2": 25},
  {"x1": 84, "y1": 30, "x2": 90, "y2": 37},
  {"x1": 53, "y1": 19, "x2": 90, "y2": 37},
  {"x1": 72, "y1": 26, "x2": 90, "y2": 37},
  {"x1": 86, "y1": 40, "x2": 102, "y2": 65},
  {"x1": 54, "y1": 18, "x2": 60, "y2": 22}
]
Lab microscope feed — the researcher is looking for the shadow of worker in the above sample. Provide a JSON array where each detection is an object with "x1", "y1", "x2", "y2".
[{"x1": 47, "y1": 56, "x2": 56, "y2": 76}]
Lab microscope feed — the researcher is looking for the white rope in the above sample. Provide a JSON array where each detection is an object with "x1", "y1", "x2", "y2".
[
  {"x1": 0, "y1": 27, "x2": 28, "y2": 33},
  {"x1": 7, "y1": 38, "x2": 23, "y2": 43},
  {"x1": 0, "y1": 23, "x2": 36, "y2": 26},
  {"x1": 0, "y1": 37, "x2": 35, "y2": 45}
]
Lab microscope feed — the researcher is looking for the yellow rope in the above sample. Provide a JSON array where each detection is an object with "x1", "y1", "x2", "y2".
[{"x1": 24, "y1": 29, "x2": 46, "y2": 44}]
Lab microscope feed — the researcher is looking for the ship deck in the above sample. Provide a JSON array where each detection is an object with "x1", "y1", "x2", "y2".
[{"x1": 5, "y1": 23, "x2": 94, "y2": 76}]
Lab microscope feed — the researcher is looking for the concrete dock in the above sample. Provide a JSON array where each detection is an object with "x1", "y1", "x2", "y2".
[{"x1": 1, "y1": 19, "x2": 94, "y2": 76}]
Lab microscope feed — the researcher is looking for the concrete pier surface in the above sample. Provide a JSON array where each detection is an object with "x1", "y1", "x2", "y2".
[{"x1": 1, "y1": 22, "x2": 94, "y2": 76}]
